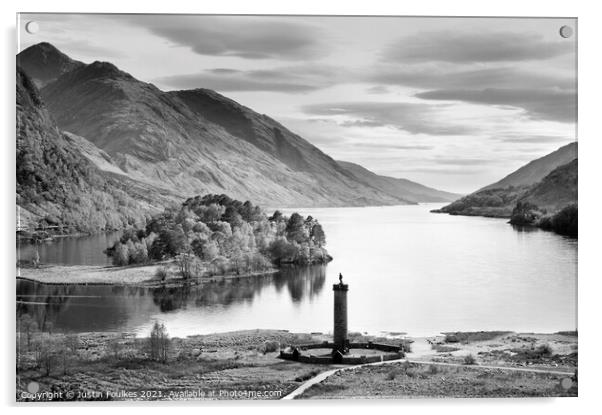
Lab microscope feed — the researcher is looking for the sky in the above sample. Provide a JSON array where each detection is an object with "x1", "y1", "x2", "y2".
[{"x1": 18, "y1": 14, "x2": 577, "y2": 194}]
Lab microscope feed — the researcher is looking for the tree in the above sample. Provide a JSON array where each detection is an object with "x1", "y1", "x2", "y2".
[
  {"x1": 33, "y1": 334, "x2": 58, "y2": 376},
  {"x1": 113, "y1": 242, "x2": 130, "y2": 266},
  {"x1": 149, "y1": 321, "x2": 170, "y2": 363},
  {"x1": 175, "y1": 252, "x2": 200, "y2": 279},
  {"x1": 311, "y1": 223, "x2": 326, "y2": 247},
  {"x1": 286, "y1": 213, "x2": 307, "y2": 244},
  {"x1": 268, "y1": 238, "x2": 297, "y2": 264},
  {"x1": 18, "y1": 314, "x2": 38, "y2": 350},
  {"x1": 269, "y1": 210, "x2": 284, "y2": 222}
]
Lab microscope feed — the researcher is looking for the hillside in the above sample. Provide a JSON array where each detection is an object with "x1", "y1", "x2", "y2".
[
  {"x1": 518, "y1": 159, "x2": 577, "y2": 211},
  {"x1": 434, "y1": 142, "x2": 578, "y2": 218},
  {"x1": 16, "y1": 66, "x2": 168, "y2": 234},
  {"x1": 481, "y1": 142, "x2": 577, "y2": 191},
  {"x1": 509, "y1": 160, "x2": 578, "y2": 237},
  {"x1": 337, "y1": 161, "x2": 460, "y2": 203},
  {"x1": 17, "y1": 42, "x2": 84, "y2": 87},
  {"x1": 17, "y1": 42, "x2": 457, "y2": 209}
]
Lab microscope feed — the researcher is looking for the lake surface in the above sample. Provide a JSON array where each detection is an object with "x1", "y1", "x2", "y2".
[
  {"x1": 16, "y1": 204, "x2": 577, "y2": 337},
  {"x1": 17, "y1": 231, "x2": 122, "y2": 266}
]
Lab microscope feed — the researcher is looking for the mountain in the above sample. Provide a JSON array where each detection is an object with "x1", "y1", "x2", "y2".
[
  {"x1": 336, "y1": 161, "x2": 460, "y2": 203},
  {"x1": 434, "y1": 142, "x2": 578, "y2": 218},
  {"x1": 509, "y1": 159, "x2": 578, "y2": 236},
  {"x1": 517, "y1": 159, "x2": 577, "y2": 211},
  {"x1": 16, "y1": 66, "x2": 171, "y2": 233},
  {"x1": 17, "y1": 42, "x2": 456, "y2": 209},
  {"x1": 17, "y1": 42, "x2": 84, "y2": 87},
  {"x1": 480, "y1": 142, "x2": 577, "y2": 191}
]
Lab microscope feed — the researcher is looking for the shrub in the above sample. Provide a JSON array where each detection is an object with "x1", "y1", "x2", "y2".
[
  {"x1": 536, "y1": 344, "x2": 553, "y2": 357},
  {"x1": 386, "y1": 368, "x2": 400, "y2": 380},
  {"x1": 428, "y1": 364, "x2": 439, "y2": 375},
  {"x1": 108, "y1": 338, "x2": 123, "y2": 359},
  {"x1": 65, "y1": 333, "x2": 80, "y2": 355},
  {"x1": 259, "y1": 340, "x2": 280, "y2": 354},
  {"x1": 463, "y1": 354, "x2": 477, "y2": 365},
  {"x1": 155, "y1": 266, "x2": 169, "y2": 282}
]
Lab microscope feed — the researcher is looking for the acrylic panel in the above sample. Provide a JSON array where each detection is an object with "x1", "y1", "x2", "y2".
[{"x1": 16, "y1": 14, "x2": 577, "y2": 401}]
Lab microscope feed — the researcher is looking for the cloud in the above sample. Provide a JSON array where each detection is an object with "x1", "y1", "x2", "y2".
[
  {"x1": 415, "y1": 88, "x2": 576, "y2": 123},
  {"x1": 128, "y1": 15, "x2": 326, "y2": 60},
  {"x1": 370, "y1": 66, "x2": 574, "y2": 91},
  {"x1": 156, "y1": 64, "x2": 342, "y2": 93},
  {"x1": 382, "y1": 31, "x2": 573, "y2": 64},
  {"x1": 302, "y1": 102, "x2": 478, "y2": 135},
  {"x1": 497, "y1": 134, "x2": 572, "y2": 144},
  {"x1": 366, "y1": 85, "x2": 390, "y2": 94},
  {"x1": 393, "y1": 167, "x2": 486, "y2": 176},
  {"x1": 352, "y1": 142, "x2": 433, "y2": 151},
  {"x1": 434, "y1": 158, "x2": 496, "y2": 166},
  {"x1": 50, "y1": 39, "x2": 126, "y2": 59}
]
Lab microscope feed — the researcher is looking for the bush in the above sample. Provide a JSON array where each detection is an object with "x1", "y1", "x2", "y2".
[
  {"x1": 536, "y1": 344, "x2": 553, "y2": 357},
  {"x1": 463, "y1": 354, "x2": 477, "y2": 365},
  {"x1": 386, "y1": 368, "x2": 400, "y2": 380},
  {"x1": 259, "y1": 340, "x2": 280, "y2": 354},
  {"x1": 155, "y1": 266, "x2": 169, "y2": 281},
  {"x1": 65, "y1": 334, "x2": 80, "y2": 355}
]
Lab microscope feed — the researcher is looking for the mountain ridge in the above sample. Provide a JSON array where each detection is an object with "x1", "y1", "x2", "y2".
[
  {"x1": 17, "y1": 42, "x2": 458, "y2": 209},
  {"x1": 433, "y1": 142, "x2": 577, "y2": 219},
  {"x1": 336, "y1": 160, "x2": 462, "y2": 203}
]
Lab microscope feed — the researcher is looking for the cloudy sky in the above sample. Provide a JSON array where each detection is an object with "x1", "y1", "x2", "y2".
[{"x1": 18, "y1": 14, "x2": 576, "y2": 193}]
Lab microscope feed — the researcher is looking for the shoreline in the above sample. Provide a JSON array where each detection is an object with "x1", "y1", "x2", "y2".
[{"x1": 17, "y1": 262, "x2": 280, "y2": 287}]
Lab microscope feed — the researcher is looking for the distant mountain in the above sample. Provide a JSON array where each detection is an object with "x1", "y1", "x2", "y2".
[
  {"x1": 17, "y1": 42, "x2": 84, "y2": 87},
  {"x1": 336, "y1": 161, "x2": 460, "y2": 203},
  {"x1": 16, "y1": 66, "x2": 170, "y2": 233},
  {"x1": 434, "y1": 142, "x2": 578, "y2": 218},
  {"x1": 17, "y1": 42, "x2": 456, "y2": 210},
  {"x1": 480, "y1": 142, "x2": 577, "y2": 191}
]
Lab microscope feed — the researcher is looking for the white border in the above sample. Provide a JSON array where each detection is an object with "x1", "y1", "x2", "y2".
[{"x1": 2, "y1": 0, "x2": 601, "y2": 413}]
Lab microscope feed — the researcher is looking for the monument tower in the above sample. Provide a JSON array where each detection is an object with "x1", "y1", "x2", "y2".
[{"x1": 333, "y1": 273, "x2": 348, "y2": 353}]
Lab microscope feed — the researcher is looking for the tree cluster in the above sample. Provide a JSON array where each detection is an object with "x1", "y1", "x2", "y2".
[{"x1": 107, "y1": 194, "x2": 331, "y2": 276}]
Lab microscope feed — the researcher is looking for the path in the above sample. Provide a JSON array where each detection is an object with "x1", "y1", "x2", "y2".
[{"x1": 281, "y1": 358, "x2": 574, "y2": 400}]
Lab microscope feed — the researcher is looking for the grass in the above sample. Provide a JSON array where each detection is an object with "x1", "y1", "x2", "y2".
[{"x1": 300, "y1": 362, "x2": 577, "y2": 399}]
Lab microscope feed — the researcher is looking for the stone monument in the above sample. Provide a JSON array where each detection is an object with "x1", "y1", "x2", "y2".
[{"x1": 333, "y1": 273, "x2": 348, "y2": 353}]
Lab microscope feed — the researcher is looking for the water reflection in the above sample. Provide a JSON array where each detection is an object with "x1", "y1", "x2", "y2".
[
  {"x1": 16, "y1": 204, "x2": 577, "y2": 337},
  {"x1": 16, "y1": 265, "x2": 327, "y2": 333}
]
